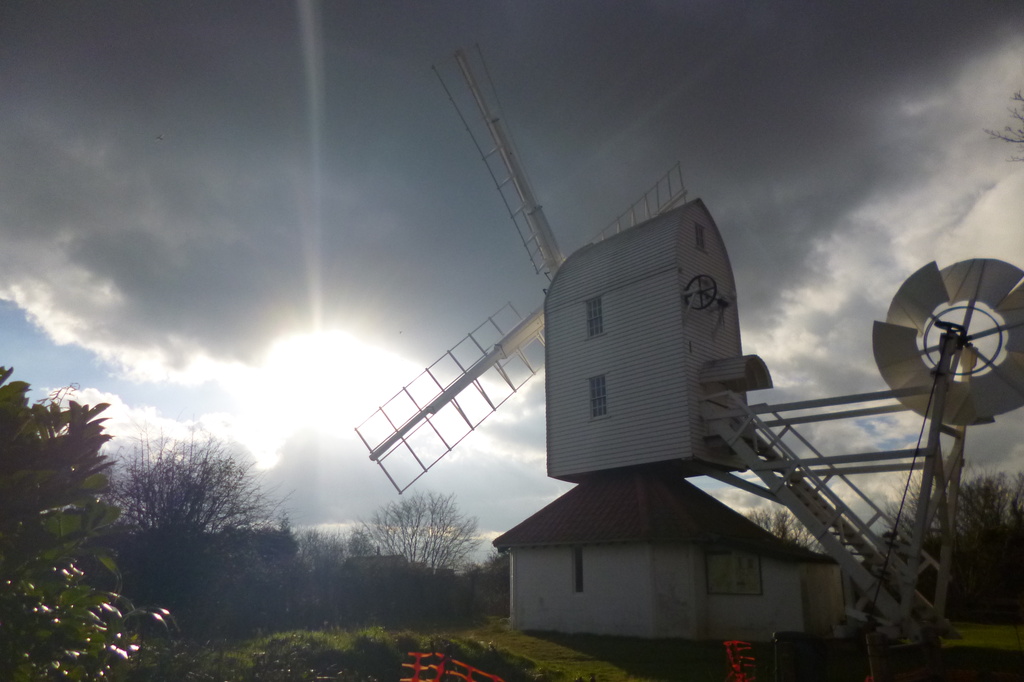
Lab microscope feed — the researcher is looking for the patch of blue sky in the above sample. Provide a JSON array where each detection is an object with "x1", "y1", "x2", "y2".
[
  {"x1": 0, "y1": 300, "x2": 107, "y2": 399},
  {"x1": 854, "y1": 415, "x2": 918, "y2": 451},
  {"x1": 0, "y1": 300, "x2": 235, "y2": 420}
]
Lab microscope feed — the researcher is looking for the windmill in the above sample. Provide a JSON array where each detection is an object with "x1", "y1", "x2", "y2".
[
  {"x1": 355, "y1": 47, "x2": 689, "y2": 492},
  {"x1": 356, "y1": 48, "x2": 1024, "y2": 640}
]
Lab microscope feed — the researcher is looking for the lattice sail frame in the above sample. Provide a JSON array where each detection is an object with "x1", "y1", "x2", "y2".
[{"x1": 356, "y1": 303, "x2": 544, "y2": 493}]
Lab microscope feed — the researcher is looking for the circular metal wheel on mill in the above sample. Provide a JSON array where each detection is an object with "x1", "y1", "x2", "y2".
[
  {"x1": 872, "y1": 259, "x2": 1024, "y2": 425},
  {"x1": 683, "y1": 274, "x2": 718, "y2": 310}
]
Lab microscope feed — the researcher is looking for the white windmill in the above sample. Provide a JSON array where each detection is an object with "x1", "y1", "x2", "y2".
[
  {"x1": 356, "y1": 48, "x2": 1024, "y2": 640},
  {"x1": 355, "y1": 47, "x2": 691, "y2": 492}
]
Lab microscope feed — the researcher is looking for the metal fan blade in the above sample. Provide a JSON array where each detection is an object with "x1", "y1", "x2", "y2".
[
  {"x1": 873, "y1": 321, "x2": 929, "y2": 388},
  {"x1": 943, "y1": 382, "x2": 978, "y2": 426},
  {"x1": 996, "y1": 279, "x2": 1024, "y2": 314},
  {"x1": 872, "y1": 320, "x2": 937, "y2": 417},
  {"x1": 995, "y1": 281, "x2": 1024, "y2": 353},
  {"x1": 886, "y1": 261, "x2": 948, "y2": 333},
  {"x1": 942, "y1": 259, "x2": 1024, "y2": 306},
  {"x1": 1008, "y1": 326, "x2": 1024, "y2": 354},
  {"x1": 876, "y1": 258, "x2": 1024, "y2": 425},
  {"x1": 969, "y1": 350, "x2": 1024, "y2": 419}
]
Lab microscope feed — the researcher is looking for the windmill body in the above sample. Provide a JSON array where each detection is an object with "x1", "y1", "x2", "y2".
[{"x1": 545, "y1": 199, "x2": 745, "y2": 480}]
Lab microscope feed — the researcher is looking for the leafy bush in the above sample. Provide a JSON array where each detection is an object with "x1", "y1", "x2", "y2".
[{"x1": 0, "y1": 366, "x2": 146, "y2": 679}]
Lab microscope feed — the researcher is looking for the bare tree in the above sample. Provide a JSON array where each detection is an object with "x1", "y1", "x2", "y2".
[
  {"x1": 955, "y1": 471, "x2": 1024, "y2": 539},
  {"x1": 949, "y1": 471, "x2": 1024, "y2": 613},
  {"x1": 361, "y1": 491, "x2": 479, "y2": 571},
  {"x1": 345, "y1": 527, "x2": 375, "y2": 557},
  {"x1": 295, "y1": 527, "x2": 350, "y2": 570},
  {"x1": 883, "y1": 469, "x2": 1024, "y2": 618},
  {"x1": 746, "y1": 504, "x2": 819, "y2": 551},
  {"x1": 985, "y1": 89, "x2": 1024, "y2": 161},
  {"x1": 884, "y1": 469, "x2": 1024, "y2": 539},
  {"x1": 109, "y1": 429, "x2": 279, "y2": 534}
]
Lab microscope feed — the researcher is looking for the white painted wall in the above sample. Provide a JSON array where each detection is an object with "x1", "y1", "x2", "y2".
[
  {"x1": 800, "y1": 562, "x2": 845, "y2": 636},
  {"x1": 705, "y1": 555, "x2": 807, "y2": 641},
  {"x1": 509, "y1": 543, "x2": 843, "y2": 641},
  {"x1": 650, "y1": 544, "x2": 706, "y2": 638},
  {"x1": 545, "y1": 201, "x2": 743, "y2": 480},
  {"x1": 510, "y1": 544, "x2": 656, "y2": 637}
]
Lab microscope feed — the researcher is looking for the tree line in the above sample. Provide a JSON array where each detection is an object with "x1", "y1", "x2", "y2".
[
  {"x1": 0, "y1": 366, "x2": 506, "y2": 678},
  {"x1": 103, "y1": 431, "x2": 506, "y2": 638}
]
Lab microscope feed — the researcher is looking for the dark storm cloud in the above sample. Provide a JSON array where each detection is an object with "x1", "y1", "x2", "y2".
[
  {"x1": 3, "y1": 0, "x2": 1021, "y2": 368},
  {"x1": 2, "y1": 0, "x2": 1022, "y2": 533},
  {"x1": 566, "y1": 2, "x2": 1022, "y2": 300},
  {"x1": 2, "y1": 1, "x2": 314, "y2": 365}
]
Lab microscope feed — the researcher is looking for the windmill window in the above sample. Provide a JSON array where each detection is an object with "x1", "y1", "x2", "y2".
[
  {"x1": 695, "y1": 223, "x2": 706, "y2": 250},
  {"x1": 573, "y1": 546, "x2": 584, "y2": 592},
  {"x1": 705, "y1": 550, "x2": 762, "y2": 595},
  {"x1": 586, "y1": 296, "x2": 604, "y2": 337},
  {"x1": 589, "y1": 375, "x2": 607, "y2": 418}
]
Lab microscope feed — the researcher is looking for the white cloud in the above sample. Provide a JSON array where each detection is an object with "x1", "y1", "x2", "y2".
[
  {"x1": 72, "y1": 387, "x2": 231, "y2": 450},
  {"x1": 738, "y1": 40, "x2": 1024, "y2": 518}
]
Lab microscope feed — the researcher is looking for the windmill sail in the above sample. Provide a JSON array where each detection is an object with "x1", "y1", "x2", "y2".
[
  {"x1": 593, "y1": 162, "x2": 688, "y2": 243},
  {"x1": 356, "y1": 303, "x2": 544, "y2": 492},
  {"x1": 356, "y1": 48, "x2": 559, "y2": 492},
  {"x1": 438, "y1": 47, "x2": 565, "y2": 277}
]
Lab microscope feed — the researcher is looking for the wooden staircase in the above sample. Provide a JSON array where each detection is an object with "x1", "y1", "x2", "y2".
[{"x1": 703, "y1": 390, "x2": 947, "y2": 637}]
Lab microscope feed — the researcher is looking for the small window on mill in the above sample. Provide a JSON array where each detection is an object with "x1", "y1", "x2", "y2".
[
  {"x1": 586, "y1": 296, "x2": 603, "y2": 337},
  {"x1": 589, "y1": 375, "x2": 607, "y2": 418},
  {"x1": 695, "y1": 223, "x2": 706, "y2": 250}
]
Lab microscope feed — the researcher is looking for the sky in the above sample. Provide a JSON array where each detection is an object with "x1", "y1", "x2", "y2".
[{"x1": 3, "y1": 1, "x2": 1024, "y2": 551}]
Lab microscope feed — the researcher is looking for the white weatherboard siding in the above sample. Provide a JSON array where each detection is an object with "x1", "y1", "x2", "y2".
[
  {"x1": 545, "y1": 200, "x2": 742, "y2": 479},
  {"x1": 546, "y1": 270, "x2": 690, "y2": 472}
]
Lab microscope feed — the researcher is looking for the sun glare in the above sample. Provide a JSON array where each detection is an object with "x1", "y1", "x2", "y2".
[{"x1": 228, "y1": 330, "x2": 419, "y2": 466}]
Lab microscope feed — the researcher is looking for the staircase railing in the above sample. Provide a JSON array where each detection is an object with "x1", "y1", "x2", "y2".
[{"x1": 702, "y1": 389, "x2": 946, "y2": 636}]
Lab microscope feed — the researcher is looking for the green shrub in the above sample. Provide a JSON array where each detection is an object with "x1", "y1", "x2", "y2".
[{"x1": 0, "y1": 366, "x2": 145, "y2": 679}]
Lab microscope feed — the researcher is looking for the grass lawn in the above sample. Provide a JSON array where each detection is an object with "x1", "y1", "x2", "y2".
[
  {"x1": 118, "y1": 619, "x2": 1024, "y2": 681},
  {"x1": 453, "y1": 619, "x2": 732, "y2": 681},
  {"x1": 941, "y1": 622, "x2": 1024, "y2": 680},
  {"x1": 444, "y1": 619, "x2": 1024, "y2": 681}
]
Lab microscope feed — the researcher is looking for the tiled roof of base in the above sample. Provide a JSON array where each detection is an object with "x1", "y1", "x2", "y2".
[{"x1": 493, "y1": 463, "x2": 830, "y2": 563}]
